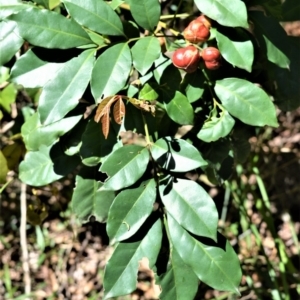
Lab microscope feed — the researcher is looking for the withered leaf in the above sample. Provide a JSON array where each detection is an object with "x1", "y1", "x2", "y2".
[
  {"x1": 101, "y1": 107, "x2": 110, "y2": 139},
  {"x1": 94, "y1": 95, "x2": 118, "y2": 123},
  {"x1": 113, "y1": 97, "x2": 125, "y2": 124}
]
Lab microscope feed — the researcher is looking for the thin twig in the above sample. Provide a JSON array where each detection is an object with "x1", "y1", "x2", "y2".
[{"x1": 20, "y1": 182, "x2": 31, "y2": 297}]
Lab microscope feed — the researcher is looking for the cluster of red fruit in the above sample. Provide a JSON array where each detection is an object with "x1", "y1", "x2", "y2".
[{"x1": 172, "y1": 15, "x2": 221, "y2": 73}]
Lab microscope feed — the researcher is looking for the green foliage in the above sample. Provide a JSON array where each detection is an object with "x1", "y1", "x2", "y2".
[{"x1": 2, "y1": 0, "x2": 299, "y2": 298}]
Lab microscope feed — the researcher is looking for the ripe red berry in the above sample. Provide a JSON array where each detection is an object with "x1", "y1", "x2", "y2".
[
  {"x1": 196, "y1": 15, "x2": 212, "y2": 29},
  {"x1": 172, "y1": 45, "x2": 201, "y2": 73},
  {"x1": 201, "y1": 47, "x2": 221, "y2": 70},
  {"x1": 183, "y1": 19, "x2": 210, "y2": 43}
]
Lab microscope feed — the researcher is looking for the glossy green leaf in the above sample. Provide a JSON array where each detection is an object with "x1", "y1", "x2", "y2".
[
  {"x1": 168, "y1": 214, "x2": 242, "y2": 294},
  {"x1": 0, "y1": 20, "x2": 23, "y2": 65},
  {"x1": 103, "y1": 218, "x2": 162, "y2": 299},
  {"x1": 131, "y1": 37, "x2": 161, "y2": 75},
  {"x1": 151, "y1": 137, "x2": 207, "y2": 172},
  {"x1": 21, "y1": 112, "x2": 82, "y2": 151},
  {"x1": 72, "y1": 168, "x2": 115, "y2": 223},
  {"x1": 197, "y1": 108, "x2": 235, "y2": 142},
  {"x1": 215, "y1": 29, "x2": 254, "y2": 72},
  {"x1": 19, "y1": 144, "x2": 80, "y2": 186},
  {"x1": 181, "y1": 70, "x2": 205, "y2": 103},
  {"x1": 138, "y1": 83, "x2": 159, "y2": 100},
  {"x1": 194, "y1": 0, "x2": 248, "y2": 28},
  {"x1": 8, "y1": 7, "x2": 91, "y2": 48},
  {"x1": 158, "y1": 247, "x2": 198, "y2": 300},
  {"x1": 215, "y1": 78, "x2": 278, "y2": 127},
  {"x1": 0, "y1": 83, "x2": 17, "y2": 113},
  {"x1": 38, "y1": 49, "x2": 95, "y2": 125},
  {"x1": 128, "y1": 0, "x2": 160, "y2": 31},
  {"x1": 109, "y1": 0, "x2": 125, "y2": 10},
  {"x1": 100, "y1": 145, "x2": 149, "y2": 191},
  {"x1": 107, "y1": 179, "x2": 156, "y2": 243},
  {"x1": 160, "y1": 178, "x2": 218, "y2": 240},
  {"x1": 91, "y1": 43, "x2": 132, "y2": 100},
  {"x1": 63, "y1": 0, "x2": 124, "y2": 36},
  {"x1": 10, "y1": 49, "x2": 63, "y2": 88},
  {"x1": 164, "y1": 91, "x2": 194, "y2": 125},
  {"x1": 250, "y1": 11, "x2": 290, "y2": 69},
  {"x1": 0, "y1": 0, "x2": 31, "y2": 19}
]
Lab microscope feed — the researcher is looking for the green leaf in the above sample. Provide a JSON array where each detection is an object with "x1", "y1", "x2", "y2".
[
  {"x1": 100, "y1": 145, "x2": 149, "y2": 191},
  {"x1": 0, "y1": 83, "x2": 17, "y2": 113},
  {"x1": 38, "y1": 49, "x2": 95, "y2": 125},
  {"x1": 160, "y1": 178, "x2": 218, "y2": 240},
  {"x1": 0, "y1": 21, "x2": 23, "y2": 65},
  {"x1": 10, "y1": 49, "x2": 63, "y2": 88},
  {"x1": 197, "y1": 107, "x2": 235, "y2": 142},
  {"x1": 62, "y1": 0, "x2": 124, "y2": 36},
  {"x1": 194, "y1": 0, "x2": 248, "y2": 28},
  {"x1": 72, "y1": 167, "x2": 115, "y2": 223},
  {"x1": 250, "y1": 11, "x2": 290, "y2": 69},
  {"x1": 215, "y1": 78, "x2": 278, "y2": 127},
  {"x1": 138, "y1": 83, "x2": 159, "y2": 100},
  {"x1": 131, "y1": 37, "x2": 161, "y2": 75},
  {"x1": 91, "y1": 43, "x2": 132, "y2": 100},
  {"x1": 0, "y1": 0, "x2": 31, "y2": 19},
  {"x1": 151, "y1": 137, "x2": 207, "y2": 172},
  {"x1": 215, "y1": 29, "x2": 254, "y2": 72},
  {"x1": 21, "y1": 112, "x2": 82, "y2": 151},
  {"x1": 181, "y1": 70, "x2": 205, "y2": 103},
  {"x1": 157, "y1": 247, "x2": 198, "y2": 300},
  {"x1": 8, "y1": 7, "x2": 92, "y2": 48},
  {"x1": 107, "y1": 179, "x2": 156, "y2": 243},
  {"x1": 103, "y1": 217, "x2": 162, "y2": 299},
  {"x1": 164, "y1": 91, "x2": 194, "y2": 125},
  {"x1": 19, "y1": 143, "x2": 80, "y2": 186},
  {"x1": 168, "y1": 214, "x2": 242, "y2": 294},
  {"x1": 128, "y1": 0, "x2": 160, "y2": 31}
]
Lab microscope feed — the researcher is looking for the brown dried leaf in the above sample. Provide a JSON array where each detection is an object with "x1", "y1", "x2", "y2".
[
  {"x1": 126, "y1": 97, "x2": 156, "y2": 116},
  {"x1": 113, "y1": 97, "x2": 125, "y2": 124},
  {"x1": 94, "y1": 95, "x2": 118, "y2": 123},
  {"x1": 101, "y1": 107, "x2": 110, "y2": 139}
]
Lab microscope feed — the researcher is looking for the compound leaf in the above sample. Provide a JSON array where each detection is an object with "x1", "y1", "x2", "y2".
[
  {"x1": 38, "y1": 49, "x2": 95, "y2": 125},
  {"x1": 128, "y1": 0, "x2": 160, "y2": 31},
  {"x1": 168, "y1": 214, "x2": 242, "y2": 294},
  {"x1": 107, "y1": 179, "x2": 156, "y2": 243},
  {"x1": 103, "y1": 218, "x2": 162, "y2": 299},
  {"x1": 197, "y1": 108, "x2": 235, "y2": 142},
  {"x1": 91, "y1": 43, "x2": 132, "y2": 100},
  {"x1": 10, "y1": 49, "x2": 63, "y2": 88},
  {"x1": 157, "y1": 247, "x2": 198, "y2": 300},
  {"x1": 0, "y1": 20, "x2": 23, "y2": 66},
  {"x1": 19, "y1": 144, "x2": 80, "y2": 186},
  {"x1": 151, "y1": 137, "x2": 207, "y2": 172},
  {"x1": 194, "y1": 0, "x2": 248, "y2": 28},
  {"x1": 215, "y1": 78, "x2": 278, "y2": 127},
  {"x1": 21, "y1": 112, "x2": 82, "y2": 151},
  {"x1": 131, "y1": 37, "x2": 161, "y2": 75},
  {"x1": 8, "y1": 7, "x2": 92, "y2": 48},
  {"x1": 63, "y1": 0, "x2": 124, "y2": 36},
  {"x1": 100, "y1": 145, "x2": 149, "y2": 191},
  {"x1": 215, "y1": 29, "x2": 254, "y2": 72},
  {"x1": 72, "y1": 167, "x2": 115, "y2": 223},
  {"x1": 160, "y1": 178, "x2": 218, "y2": 240}
]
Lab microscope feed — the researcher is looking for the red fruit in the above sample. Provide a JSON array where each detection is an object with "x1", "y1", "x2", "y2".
[
  {"x1": 172, "y1": 45, "x2": 200, "y2": 73},
  {"x1": 196, "y1": 15, "x2": 212, "y2": 29},
  {"x1": 201, "y1": 47, "x2": 221, "y2": 70},
  {"x1": 183, "y1": 19, "x2": 210, "y2": 43}
]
